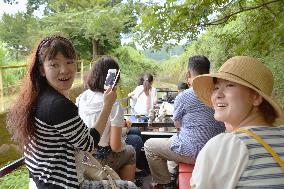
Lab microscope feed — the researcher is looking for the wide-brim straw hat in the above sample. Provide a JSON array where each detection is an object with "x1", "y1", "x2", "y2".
[{"x1": 192, "y1": 56, "x2": 282, "y2": 117}]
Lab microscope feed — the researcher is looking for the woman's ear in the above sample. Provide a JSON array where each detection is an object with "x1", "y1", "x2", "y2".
[
  {"x1": 39, "y1": 65, "x2": 46, "y2": 77},
  {"x1": 253, "y1": 92, "x2": 263, "y2": 106}
]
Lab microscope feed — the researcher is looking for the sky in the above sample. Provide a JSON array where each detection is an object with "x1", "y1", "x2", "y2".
[{"x1": 0, "y1": 0, "x2": 27, "y2": 17}]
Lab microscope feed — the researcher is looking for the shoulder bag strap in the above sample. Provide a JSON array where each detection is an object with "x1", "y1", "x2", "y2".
[{"x1": 237, "y1": 128, "x2": 284, "y2": 170}]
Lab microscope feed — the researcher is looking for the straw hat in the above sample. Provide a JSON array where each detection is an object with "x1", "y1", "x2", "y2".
[{"x1": 192, "y1": 56, "x2": 282, "y2": 117}]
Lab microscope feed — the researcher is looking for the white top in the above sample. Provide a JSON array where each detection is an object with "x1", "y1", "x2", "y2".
[
  {"x1": 129, "y1": 85, "x2": 157, "y2": 115},
  {"x1": 190, "y1": 125, "x2": 284, "y2": 189},
  {"x1": 76, "y1": 89, "x2": 125, "y2": 147},
  {"x1": 159, "y1": 102, "x2": 174, "y2": 115}
]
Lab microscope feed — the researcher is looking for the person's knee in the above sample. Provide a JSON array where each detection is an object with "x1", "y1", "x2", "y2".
[
  {"x1": 144, "y1": 138, "x2": 159, "y2": 154},
  {"x1": 126, "y1": 135, "x2": 143, "y2": 149},
  {"x1": 131, "y1": 135, "x2": 143, "y2": 147},
  {"x1": 125, "y1": 145, "x2": 136, "y2": 164}
]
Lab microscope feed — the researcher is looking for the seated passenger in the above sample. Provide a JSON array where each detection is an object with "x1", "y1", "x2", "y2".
[
  {"x1": 129, "y1": 76, "x2": 144, "y2": 114},
  {"x1": 158, "y1": 101, "x2": 174, "y2": 116},
  {"x1": 76, "y1": 56, "x2": 136, "y2": 181},
  {"x1": 170, "y1": 82, "x2": 189, "y2": 101},
  {"x1": 191, "y1": 56, "x2": 284, "y2": 188},
  {"x1": 6, "y1": 35, "x2": 117, "y2": 189},
  {"x1": 144, "y1": 55, "x2": 225, "y2": 189},
  {"x1": 128, "y1": 73, "x2": 158, "y2": 115},
  {"x1": 177, "y1": 82, "x2": 189, "y2": 93},
  {"x1": 123, "y1": 119, "x2": 144, "y2": 170}
]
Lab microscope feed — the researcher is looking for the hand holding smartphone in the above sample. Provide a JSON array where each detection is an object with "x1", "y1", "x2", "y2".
[{"x1": 104, "y1": 69, "x2": 120, "y2": 90}]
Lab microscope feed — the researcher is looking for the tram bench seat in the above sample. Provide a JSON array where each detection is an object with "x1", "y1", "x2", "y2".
[{"x1": 178, "y1": 163, "x2": 194, "y2": 189}]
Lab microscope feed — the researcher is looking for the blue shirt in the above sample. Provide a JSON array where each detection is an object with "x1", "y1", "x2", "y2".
[{"x1": 170, "y1": 88, "x2": 225, "y2": 158}]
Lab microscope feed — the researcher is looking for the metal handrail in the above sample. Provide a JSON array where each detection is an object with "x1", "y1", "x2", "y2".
[{"x1": 0, "y1": 157, "x2": 25, "y2": 178}]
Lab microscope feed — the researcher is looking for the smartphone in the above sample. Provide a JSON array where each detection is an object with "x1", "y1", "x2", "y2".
[
  {"x1": 111, "y1": 69, "x2": 120, "y2": 90},
  {"x1": 104, "y1": 69, "x2": 120, "y2": 90}
]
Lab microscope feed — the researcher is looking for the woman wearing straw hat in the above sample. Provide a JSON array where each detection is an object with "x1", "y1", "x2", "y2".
[{"x1": 190, "y1": 56, "x2": 284, "y2": 188}]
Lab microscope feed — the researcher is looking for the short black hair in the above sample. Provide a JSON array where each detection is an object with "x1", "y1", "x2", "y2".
[
  {"x1": 188, "y1": 55, "x2": 210, "y2": 75},
  {"x1": 87, "y1": 56, "x2": 120, "y2": 92},
  {"x1": 177, "y1": 82, "x2": 189, "y2": 91}
]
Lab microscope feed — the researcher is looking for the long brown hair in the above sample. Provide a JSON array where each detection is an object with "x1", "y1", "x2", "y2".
[
  {"x1": 6, "y1": 35, "x2": 76, "y2": 150},
  {"x1": 142, "y1": 73, "x2": 154, "y2": 96}
]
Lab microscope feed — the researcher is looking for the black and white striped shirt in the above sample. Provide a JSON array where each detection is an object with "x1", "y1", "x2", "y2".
[{"x1": 25, "y1": 86, "x2": 100, "y2": 189}]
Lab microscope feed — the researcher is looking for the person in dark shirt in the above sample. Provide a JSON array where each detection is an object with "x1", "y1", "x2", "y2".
[{"x1": 6, "y1": 35, "x2": 117, "y2": 189}]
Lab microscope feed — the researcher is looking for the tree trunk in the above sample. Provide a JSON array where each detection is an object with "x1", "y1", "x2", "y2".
[{"x1": 92, "y1": 38, "x2": 99, "y2": 60}]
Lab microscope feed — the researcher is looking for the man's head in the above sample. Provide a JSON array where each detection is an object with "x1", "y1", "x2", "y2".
[
  {"x1": 187, "y1": 55, "x2": 210, "y2": 85},
  {"x1": 177, "y1": 82, "x2": 189, "y2": 92}
]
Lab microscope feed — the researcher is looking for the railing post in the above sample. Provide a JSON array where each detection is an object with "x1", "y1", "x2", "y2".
[
  {"x1": 80, "y1": 60, "x2": 84, "y2": 84},
  {"x1": 0, "y1": 67, "x2": 4, "y2": 112}
]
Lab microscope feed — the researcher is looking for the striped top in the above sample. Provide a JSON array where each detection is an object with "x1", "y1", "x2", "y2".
[
  {"x1": 24, "y1": 86, "x2": 100, "y2": 189},
  {"x1": 235, "y1": 126, "x2": 284, "y2": 188},
  {"x1": 190, "y1": 125, "x2": 284, "y2": 189},
  {"x1": 170, "y1": 88, "x2": 225, "y2": 158}
]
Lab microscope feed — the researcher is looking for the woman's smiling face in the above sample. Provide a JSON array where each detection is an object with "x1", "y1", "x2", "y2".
[
  {"x1": 211, "y1": 78, "x2": 260, "y2": 130},
  {"x1": 40, "y1": 52, "x2": 77, "y2": 97}
]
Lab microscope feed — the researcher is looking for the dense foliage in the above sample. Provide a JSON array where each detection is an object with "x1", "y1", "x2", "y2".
[
  {"x1": 113, "y1": 46, "x2": 159, "y2": 89},
  {"x1": 147, "y1": 0, "x2": 284, "y2": 105},
  {"x1": 135, "y1": 0, "x2": 284, "y2": 49},
  {"x1": 0, "y1": 0, "x2": 156, "y2": 93},
  {"x1": 0, "y1": 0, "x2": 283, "y2": 103}
]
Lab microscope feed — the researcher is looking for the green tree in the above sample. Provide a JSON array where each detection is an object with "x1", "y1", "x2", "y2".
[
  {"x1": 2, "y1": 0, "x2": 140, "y2": 60},
  {"x1": 155, "y1": 2, "x2": 284, "y2": 104},
  {"x1": 21, "y1": 0, "x2": 138, "y2": 59},
  {"x1": 40, "y1": 5, "x2": 127, "y2": 59},
  {"x1": 0, "y1": 13, "x2": 40, "y2": 60},
  {"x1": 113, "y1": 46, "x2": 159, "y2": 88},
  {"x1": 0, "y1": 42, "x2": 8, "y2": 65},
  {"x1": 135, "y1": 0, "x2": 284, "y2": 50}
]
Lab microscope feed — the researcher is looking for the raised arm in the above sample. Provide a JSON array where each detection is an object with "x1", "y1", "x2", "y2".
[
  {"x1": 92, "y1": 87, "x2": 117, "y2": 135},
  {"x1": 109, "y1": 101, "x2": 125, "y2": 152}
]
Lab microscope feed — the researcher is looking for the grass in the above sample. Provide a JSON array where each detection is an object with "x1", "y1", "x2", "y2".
[
  {"x1": 0, "y1": 112, "x2": 22, "y2": 167},
  {"x1": 0, "y1": 165, "x2": 29, "y2": 189}
]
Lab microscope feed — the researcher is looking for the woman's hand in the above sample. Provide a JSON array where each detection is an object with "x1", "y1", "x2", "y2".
[
  {"x1": 104, "y1": 87, "x2": 117, "y2": 108},
  {"x1": 124, "y1": 119, "x2": 132, "y2": 128}
]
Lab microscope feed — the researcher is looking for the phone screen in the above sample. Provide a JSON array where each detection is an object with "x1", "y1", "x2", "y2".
[
  {"x1": 111, "y1": 69, "x2": 120, "y2": 90},
  {"x1": 104, "y1": 69, "x2": 117, "y2": 90}
]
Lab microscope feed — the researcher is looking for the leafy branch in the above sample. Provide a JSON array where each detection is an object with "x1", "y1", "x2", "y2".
[{"x1": 203, "y1": 0, "x2": 283, "y2": 26}]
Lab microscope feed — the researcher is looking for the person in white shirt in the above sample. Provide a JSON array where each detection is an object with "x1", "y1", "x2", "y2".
[
  {"x1": 128, "y1": 73, "x2": 158, "y2": 115},
  {"x1": 191, "y1": 56, "x2": 284, "y2": 189},
  {"x1": 77, "y1": 56, "x2": 136, "y2": 181}
]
